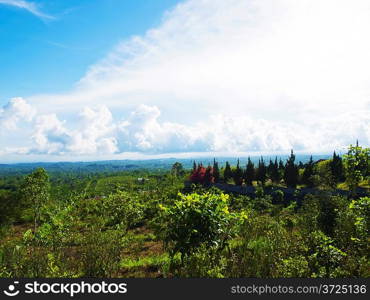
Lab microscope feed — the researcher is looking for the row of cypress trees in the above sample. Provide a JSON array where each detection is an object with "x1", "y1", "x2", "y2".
[{"x1": 191, "y1": 150, "x2": 344, "y2": 188}]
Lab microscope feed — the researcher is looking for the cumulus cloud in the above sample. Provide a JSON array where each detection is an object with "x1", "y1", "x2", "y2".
[
  {"x1": 0, "y1": 97, "x2": 36, "y2": 130},
  {"x1": 66, "y1": 106, "x2": 117, "y2": 154},
  {"x1": 117, "y1": 104, "x2": 207, "y2": 153},
  {"x1": 32, "y1": 114, "x2": 70, "y2": 154},
  {"x1": 30, "y1": 106, "x2": 118, "y2": 155},
  {"x1": 1, "y1": 99, "x2": 367, "y2": 157},
  {"x1": 1, "y1": 0, "x2": 370, "y2": 159},
  {"x1": 0, "y1": 0, "x2": 53, "y2": 19}
]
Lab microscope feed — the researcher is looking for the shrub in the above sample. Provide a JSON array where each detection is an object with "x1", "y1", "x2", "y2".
[
  {"x1": 335, "y1": 197, "x2": 369, "y2": 256},
  {"x1": 157, "y1": 191, "x2": 244, "y2": 262},
  {"x1": 300, "y1": 194, "x2": 346, "y2": 236},
  {"x1": 0, "y1": 240, "x2": 49, "y2": 277},
  {"x1": 275, "y1": 255, "x2": 310, "y2": 277},
  {"x1": 79, "y1": 230, "x2": 126, "y2": 277},
  {"x1": 171, "y1": 245, "x2": 228, "y2": 278},
  {"x1": 78, "y1": 191, "x2": 144, "y2": 230},
  {"x1": 307, "y1": 230, "x2": 347, "y2": 277},
  {"x1": 228, "y1": 214, "x2": 302, "y2": 277},
  {"x1": 272, "y1": 189, "x2": 284, "y2": 203}
]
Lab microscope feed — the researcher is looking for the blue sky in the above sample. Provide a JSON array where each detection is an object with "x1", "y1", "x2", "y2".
[
  {"x1": 0, "y1": 0, "x2": 180, "y2": 104},
  {"x1": 0, "y1": 0, "x2": 369, "y2": 162}
]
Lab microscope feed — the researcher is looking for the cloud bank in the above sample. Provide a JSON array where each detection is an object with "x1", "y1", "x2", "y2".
[
  {"x1": 1, "y1": 99, "x2": 368, "y2": 160},
  {"x1": 1, "y1": 0, "x2": 370, "y2": 161}
]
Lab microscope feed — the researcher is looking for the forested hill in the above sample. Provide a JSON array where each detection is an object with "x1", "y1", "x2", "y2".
[{"x1": 0, "y1": 154, "x2": 330, "y2": 175}]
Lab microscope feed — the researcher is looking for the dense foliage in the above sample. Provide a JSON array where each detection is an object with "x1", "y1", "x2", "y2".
[{"x1": 0, "y1": 144, "x2": 369, "y2": 278}]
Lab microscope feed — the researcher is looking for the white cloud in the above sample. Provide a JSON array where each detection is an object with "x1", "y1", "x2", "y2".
[
  {"x1": 31, "y1": 0, "x2": 369, "y2": 118},
  {"x1": 117, "y1": 104, "x2": 207, "y2": 153},
  {"x1": 29, "y1": 106, "x2": 118, "y2": 155},
  {"x1": 2, "y1": 100, "x2": 365, "y2": 157},
  {"x1": 1, "y1": 0, "x2": 370, "y2": 159},
  {"x1": 0, "y1": 97, "x2": 36, "y2": 130},
  {"x1": 67, "y1": 106, "x2": 118, "y2": 154},
  {"x1": 0, "y1": 0, "x2": 53, "y2": 19},
  {"x1": 31, "y1": 114, "x2": 69, "y2": 154}
]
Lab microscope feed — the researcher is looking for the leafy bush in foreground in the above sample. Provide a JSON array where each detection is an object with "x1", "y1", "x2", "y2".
[{"x1": 156, "y1": 191, "x2": 245, "y2": 262}]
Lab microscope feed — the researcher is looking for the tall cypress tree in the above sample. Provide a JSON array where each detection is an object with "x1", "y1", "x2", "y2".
[
  {"x1": 267, "y1": 159, "x2": 274, "y2": 181},
  {"x1": 244, "y1": 157, "x2": 255, "y2": 186},
  {"x1": 278, "y1": 158, "x2": 285, "y2": 183},
  {"x1": 213, "y1": 158, "x2": 220, "y2": 183},
  {"x1": 330, "y1": 151, "x2": 344, "y2": 184},
  {"x1": 256, "y1": 157, "x2": 267, "y2": 185},
  {"x1": 233, "y1": 159, "x2": 243, "y2": 185},
  {"x1": 284, "y1": 150, "x2": 299, "y2": 188},
  {"x1": 302, "y1": 155, "x2": 314, "y2": 187},
  {"x1": 278, "y1": 158, "x2": 285, "y2": 171},
  {"x1": 192, "y1": 161, "x2": 197, "y2": 173},
  {"x1": 223, "y1": 161, "x2": 232, "y2": 183},
  {"x1": 204, "y1": 165, "x2": 213, "y2": 186},
  {"x1": 271, "y1": 157, "x2": 280, "y2": 183}
]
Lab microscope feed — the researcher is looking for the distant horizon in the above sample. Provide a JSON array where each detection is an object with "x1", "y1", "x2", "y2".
[{"x1": 0, "y1": 152, "x2": 334, "y2": 165}]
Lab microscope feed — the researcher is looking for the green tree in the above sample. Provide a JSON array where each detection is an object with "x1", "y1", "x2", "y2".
[
  {"x1": 267, "y1": 159, "x2": 274, "y2": 182},
  {"x1": 284, "y1": 150, "x2": 299, "y2": 188},
  {"x1": 278, "y1": 158, "x2": 285, "y2": 179},
  {"x1": 171, "y1": 162, "x2": 185, "y2": 177},
  {"x1": 278, "y1": 158, "x2": 285, "y2": 170},
  {"x1": 335, "y1": 197, "x2": 369, "y2": 259},
  {"x1": 302, "y1": 156, "x2": 315, "y2": 187},
  {"x1": 223, "y1": 162, "x2": 233, "y2": 183},
  {"x1": 271, "y1": 157, "x2": 280, "y2": 184},
  {"x1": 343, "y1": 142, "x2": 370, "y2": 195},
  {"x1": 256, "y1": 157, "x2": 267, "y2": 186},
  {"x1": 21, "y1": 168, "x2": 50, "y2": 233},
  {"x1": 192, "y1": 161, "x2": 197, "y2": 173},
  {"x1": 204, "y1": 165, "x2": 214, "y2": 186},
  {"x1": 157, "y1": 191, "x2": 243, "y2": 263},
  {"x1": 213, "y1": 159, "x2": 220, "y2": 183},
  {"x1": 313, "y1": 160, "x2": 336, "y2": 190},
  {"x1": 233, "y1": 159, "x2": 243, "y2": 185},
  {"x1": 330, "y1": 151, "x2": 344, "y2": 184},
  {"x1": 244, "y1": 157, "x2": 255, "y2": 186}
]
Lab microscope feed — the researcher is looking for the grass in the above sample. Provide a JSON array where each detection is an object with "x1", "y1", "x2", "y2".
[
  {"x1": 119, "y1": 248, "x2": 169, "y2": 278},
  {"x1": 337, "y1": 180, "x2": 370, "y2": 191},
  {"x1": 120, "y1": 253, "x2": 170, "y2": 269}
]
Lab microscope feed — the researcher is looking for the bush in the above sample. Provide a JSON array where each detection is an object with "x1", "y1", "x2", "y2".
[
  {"x1": 272, "y1": 189, "x2": 284, "y2": 203},
  {"x1": 335, "y1": 197, "x2": 369, "y2": 256},
  {"x1": 157, "y1": 191, "x2": 245, "y2": 262},
  {"x1": 276, "y1": 255, "x2": 310, "y2": 277},
  {"x1": 307, "y1": 230, "x2": 347, "y2": 277},
  {"x1": 228, "y1": 214, "x2": 305, "y2": 277},
  {"x1": 313, "y1": 160, "x2": 336, "y2": 189},
  {"x1": 251, "y1": 195, "x2": 273, "y2": 212},
  {"x1": 35, "y1": 202, "x2": 75, "y2": 247},
  {"x1": 0, "y1": 240, "x2": 49, "y2": 277},
  {"x1": 78, "y1": 191, "x2": 144, "y2": 230},
  {"x1": 79, "y1": 229, "x2": 126, "y2": 277},
  {"x1": 300, "y1": 194, "x2": 346, "y2": 236},
  {"x1": 170, "y1": 245, "x2": 228, "y2": 278}
]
